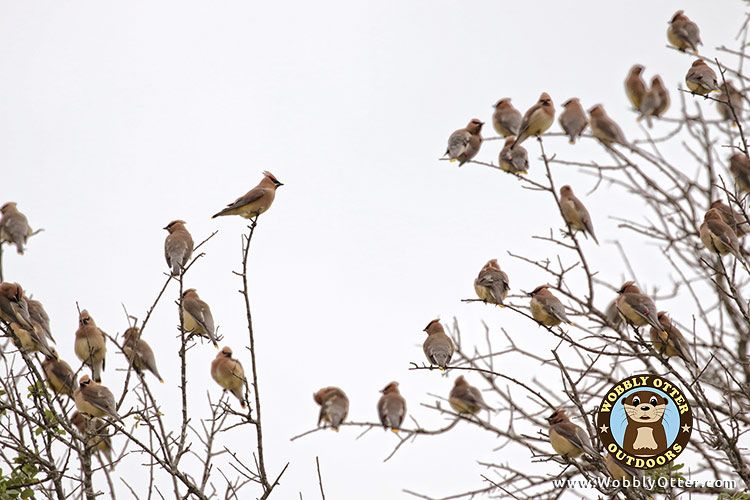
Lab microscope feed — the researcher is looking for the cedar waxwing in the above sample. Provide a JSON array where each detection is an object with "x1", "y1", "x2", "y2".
[
  {"x1": 0, "y1": 202, "x2": 32, "y2": 255},
  {"x1": 558, "y1": 98, "x2": 588, "y2": 144},
  {"x1": 10, "y1": 321, "x2": 56, "y2": 359},
  {"x1": 512, "y1": 93, "x2": 555, "y2": 148},
  {"x1": 474, "y1": 259, "x2": 509, "y2": 306},
  {"x1": 651, "y1": 76, "x2": 671, "y2": 118},
  {"x1": 211, "y1": 346, "x2": 247, "y2": 407},
  {"x1": 529, "y1": 285, "x2": 570, "y2": 327},
  {"x1": 639, "y1": 83, "x2": 662, "y2": 128},
  {"x1": 717, "y1": 81, "x2": 744, "y2": 122},
  {"x1": 212, "y1": 171, "x2": 283, "y2": 219},
  {"x1": 422, "y1": 319, "x2": 454, "y2": 370},
  {"x1": 377, "y1": 382, "x2": 406, "y2": 433},
  {"x1": 650, "y1": 311, "x2": 697, "y2": 367},
  {"x1": 589, "y1": 105, "x2": 627, "y2": 146},
  {"x1": 164, "y1": 220, "x2": 194, "y2": 277},
  {"x1": 74, "y1": 375, "x2": 117, "y2": 419},
  {"x1": 74, "y1": 310, "x2": 107, "y2": 383},
  {"x1": 615, "y1": 281, "x2": 662, "y2": 332},
  {"x1": 449, "y1": 376, "x2": 491, "y2": 415},
  {"x1": 27, "y1": 297, "x2": 53, "y2": 342},
  {"x1": 559, "y1": 185, "x2": 598, "y2": 244},
  {"x1": 624, "y1": 65, "x2": 647, "y2": 110},
  {"x1": 730, "y1": 153, "x2": 750, "y2": 194},
  {"x1": 0, "y1": 282, "x2": 34, "y2": 330},
  {"x1": 71, "y1": 411, "x2": 114, "y2": 470},
  {"x1": 605, "y1": 299, "x2": 623, "y2": 331},
  {"x1": 667, "y1": 11, "x2": 702, "y2": 53},
  {"x1": 444, "y1": 119, "x2": 484, "y2": 166},
  {"x1": 686, "y1": 59, "x2": 719, "y2": 96},
  {"x1": 181, "y1": 288, "x2": 218, "y2": 348},
  {"x1": 547, "y1": 408, "x2": 597, "y2": 459},
  {"x1": 499, "y1": 137, "x2": 529, "y2": 174},
  {"x1": 123, "y1": 327, "x2": 164, "y2": 383},
  {"x1": 314, "y1": 387, "x2": 349, "y2": 431},
  {"x1": 42, "y1": 352, "x2": 77, "y2": 397},
  {"x1": 604, "y1": 453, "x2": 641, "y2": 481},
  {"x1": 492, "y1": 98, "x2": 522, "y2": 137},
  {"x1": 700, "y1": 208, "x2": 743, "y2": 259},
  {"x1": 710, "y1": 200, "x2": 746, "y2": 236}
]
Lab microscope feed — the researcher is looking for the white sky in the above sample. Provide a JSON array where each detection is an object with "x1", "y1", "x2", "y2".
[{"x1": 0, "y1": 1, "x2": 744, "y2": 498}]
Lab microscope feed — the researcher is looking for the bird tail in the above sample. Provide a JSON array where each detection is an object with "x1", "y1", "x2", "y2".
[
  {"x1": 93, "y1": 362, "x2": 102, "y2": 383},
  {"x1": 171, "y1": 262, "x2": 181, "y2": 276},
  {"x1": 645, "y1": 115, "x2": 653, "y2": 129},
  {"x1": 569, "y1": 137, "x2": 575, "y2": 145},
  {"x1": 15, "y1": 242, "x2": 24, "y2": 255}
]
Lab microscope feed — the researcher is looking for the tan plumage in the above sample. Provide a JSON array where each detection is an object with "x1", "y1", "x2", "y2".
[
  {"x1": 668, "y1": 10, "x2": 702, "y2": 53},
  {"x1": 512, "y1": 93, "x2": 555, "y2": 148},
  {"x1": 211, "y1": 346, "x2": 247, "y2": 407},
  {"x1": 27, "y1": 297, "x2": 53, "y2": 342},
  {"x1": 123, "y1": 327, "x2": 164, "y2": 383},
  {"x1": 181, "y1": 288, "x2": 218, "y2": 348},
  {"x1": 730, "y1": 153, "x2": 750, "y2": 194},
  {"x1": 42, "y1": 353, "x2": 77, "y2": 397},
  {"x1": 377, "y1": 382, "x2": 406, "y2": 433},
  {"x1": 71, "y1": 411, "x2": 114, "y2": 470},
  {"x1": 651, "y1": 76, "x2": 670, "y2": 118},
  {"x1": 10, "y1": 322, "x2": 56, "y2": 358},
  {"x1": 605, "y1": 299, "x2": 623, "y2": 332},
  {"x1": 686, "y1": 59, "x2": 719, "y2": 95},
  {"x1": 639, "y1": 77, "x2": 666, "y2": 128},
  {"x1": 74, "y1": 309, "x2": 107, "y2": 383},
  {"x1": 474, "y1": 259, "x2": 509, "y2": 306},
  {"x1": 492, "y1": 98, "x2": 522, "y2": 137},
  {"x1": 74, "y1": 375, "x2": 117, "y2": 419},
  {"x1": 700, "y1": 208, "x2": 742, "y2": 258},
  {"x1": 164, "y1": 220, "x2": 194, "y2": 276},
  {"x1": 449, "y1": 376, "x2": 490, "y2": 415},
  {"x1": 0, "y1": 202, "x2": 33, "y2": 255},
  {"x1": 559, "y1": 185, "x2": 598, "y2": 244},
  {"x1": 558, "y1": 98, "x2": 588, "y2": 144},
  {"x1": 530, "y1": 285, "x2": 570, "y2": 327},
  {"x1": 710, "y1": 200, "x2": 746, "y2": 236},
  {"x1": 588, "y1": 105, "x2": 627, "y2": 146},
  {"x1": 0, "y1": 282, "x2": 34, "y2": 331},
  {"x1": 314, "y1": 386, "x2": 349, "y2": 431},
  {"x1": 547, "y1": 408, "x2": 597, "y2": 459},
  {"x1": 445, "y1": 119, "x2": 484, "y2": 166},
  {"x1": 499, "y1": 137, "x2": 528, "y2": 174},
  {"x1": 717, "y1": 81, "x2": 743, "y2": 122},
  {"x1": 212, "y1": 171, "x2": 284, "y2": 219},
  {"x1": 649, "y1": 312, "x2": 696, "y2": 367},
  {"x1": 422, "y1": 319, "x2": 454, "y2": 370},
  {"x1": 625, "y1": 65, "x2": 646, "y2": 110},
  {"x1": 616, "y1": 281, "x2": 662, "y2": 332},
  {"x1": 604, "y1": 453, "x2": 641, "y2": 481}
]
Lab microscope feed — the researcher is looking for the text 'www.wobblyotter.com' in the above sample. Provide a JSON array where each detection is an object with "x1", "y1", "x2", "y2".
[{"x1": 551, "y1": 477, "x2": 738, "y2": 490}]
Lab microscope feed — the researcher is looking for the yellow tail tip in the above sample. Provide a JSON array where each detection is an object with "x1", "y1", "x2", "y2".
[{"x1": 391, "y1": 428, "x2": 399, "y2": 434}]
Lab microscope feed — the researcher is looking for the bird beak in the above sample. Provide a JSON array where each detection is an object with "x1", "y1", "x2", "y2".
[{"x1": 277, "y1": 182, "x2": 284, "y2": 187}]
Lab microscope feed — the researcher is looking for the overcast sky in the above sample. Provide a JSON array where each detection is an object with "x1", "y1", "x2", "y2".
[{"x1": 0, "y1": 1, "x2": 744, "y2": 498}]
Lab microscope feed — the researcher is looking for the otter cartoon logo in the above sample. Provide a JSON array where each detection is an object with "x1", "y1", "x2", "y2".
[{"x1": 596, "y1": 374, "x2": 692, "y2": 469}]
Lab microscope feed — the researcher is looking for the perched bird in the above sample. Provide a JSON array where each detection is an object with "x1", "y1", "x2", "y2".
[
  {"x1": 212, "y1": 171, "x2": 284, "y2": 219},
  {"x1": 74, "y1": 375, "x2": 117, "y2": 419},
  {"x1": 667, "y1": 11, "x2": 702, "y2": 53},
  {"x1": 181, "y1": 289, "x2": 218, "y2": 348},
  {"x1": 164, "y1": 220, "x2": 194, "y2": 276},
  {"x1": 0, "y1": 282, "x2": 34, "y2": 330},
  {"x1": 605, "y1": 299, "x2": 623, "y2": 332},
  {"x1": 529, "y1": 285, "x2": 570, "y2": 327},
  {"x1": 639, "y1": 82, "x2": 663, "y2": 128},
  {"x1": 422, "y1": 319, "x2": 454, "y2": 370},
  {"x1": 730, "y1": 153, "x2": 750, "y2": 194},
  {"x1": 512, "y1": 93, "x2": 555, "y2": 147},
  {"x1": 444, "y1": 119, "x2": 484, "y2": 166},
  {"x1": 71, "y1": 412, "x2": 114, "y2": 469},
  {"x1": 74, "y1": 310, "x2": 107, "y2": 383},
  {"x1": 27, "y1": 297, "x2": 53, "y2": 342},
  {"x1": 123, "y1": 327, "x2": 164, "y2": 383},
  {"x1": 710, "y1": 200, "x2": 746, "y2": 236},
  {"x1": 651, "y1": 76, "x2": 671, "y2": 118},
  {"x1": 559, "y1": 185, "x2": 598, "y2": 244},
  {"x1": 0, "y1": 202, "x2": 33, "y2": 255},
  {"x1": 10, "y1": 321, "x2": 56, "y2": 359},
  {"x1": 211, "y1": 346, "x2": 247, "y2": 407},
  {"x1": 558, "y1": 98, "x2": 588, "y2": 144},
  {"x1": 686, "y1": 59, "x2": 719, "y2": 96},
  {"x1": 624, "y1": 65, "x2": 647, "y2": 110},
  {"x1": 589, "y1": 105, "x2": 627, "y2": 146},
  {"x1": 616, "y1": 281, "x2": 662, "y2": 332},
  {"x1": 314, "y1": 387, "x2": 349, "y2": 431},
  {"x1": 700, "y1": 208, "x2": 742, "y2": 259},
  {"x1": 492, "y1": 98, "x2": 522, "y2": 137},
  {"x1": 604, "y1": 453, "x2": 641, "y2": 481},
  {"x1": 649, "y1": 312, "x2": 697, "y2": 367},
  {"x1": 717, "y1": 81, "x2": 744, "y2": 122},
  {"x1": 474, "y1": 259, "x2": 510, "y2": 306},
  {"x1": 377, "y1": 381, "x2": 406, "y2": 433},
  {"x1": 547, "y1": 408, "x2": 598, "y2": 459},
  {"x1": 42, "y1": 352, "x2": 77, "y2": 397},
  {"x1": 499, "y1": 137, "x2": 529, "y2": 174},
  {"x1": 449, "y1": 376, "x2": 491, "y2": 415}
]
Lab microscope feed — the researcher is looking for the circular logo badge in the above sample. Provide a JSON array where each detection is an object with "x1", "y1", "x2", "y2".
[{"x1": 596, "y1": 374, "x2": 692, "y2": 470}]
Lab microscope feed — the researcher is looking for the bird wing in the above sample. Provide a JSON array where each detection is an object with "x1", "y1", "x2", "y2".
[
  {"x1": 556, "y1": 422, "x2": 596, "y2": 456},
  {"x1": 707, "y1": 220, "x2": 739, "y2": 253},
  {"x1": 51, "y1": 362, "x2": 77, "y2": 393},
  {"x1": 86, "y1": 386, "x2": 116, "y2": 416},
  {"x1": 223, "y1": 187, "x2": 266, "y2": 212},
  {"x1": 447, "y1": 130, "x2": 471, "y2": 158},
  {"x1": 29, "y1": 301, "x2": 53, "y2": 341},
  {"x1": 185, "y1": 298, "x2": 215, "y2": 334}
]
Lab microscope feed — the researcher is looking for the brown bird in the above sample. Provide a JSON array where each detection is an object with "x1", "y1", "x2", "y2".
[
  {"x1": 212, "y1": 171, "x2": 284, "y2": 219},
  {"x1": 559, "y1": 185, "x2": 598, "y2": 244},
  {"x1": 547, "y1": 408, "x2": 597, "y2": 459},
  {"x1": 123, "y1": 327, "x2": 164, "y2": 383},
  {"x1": 717, "y1": 81, "x2": 743, "y2": 122},
  {"x1": 650, "y1": 311, "x2": 697, "y2": 367},
  {"x1": 314, "y1": 386, "x2": 349, "y2": 431},
  {"x1": 512, "y1": 93, "x2": 555, "y2": 148},
  {"x1": 639, "y1": 81, "x2": 664, "y2": 128},
  {"x1": 27, "y1": 297, "x2": 53, "y2": 342},
  {"x1": 668, "y1": 10, "x2": 702, "y2": 53},
  {"x1": 589, "y1": 105, "x2": 627, "y2": 146},
  {"x1": 474, "y1": 259, "x2": 510, "y2": 306},
  {"x1": 730, "y1": 153, "x2": 750, "y2": 193},
  {"x1": 710, "y1": 200, "x2": 746, "y2": 236},
  {"x1": 492, "y1": 98, "x2": 522, "y2": 137},
  {"x1": 445, "y1": 119, "x2": 484, "y2": 166},
  {"x1": 71, "y1": 411, "x2": 114, "y2": 470},
  {"x1": 686, "y1": 59, "x2": 719, "y2": 96},
  {"x1": 164, "y1": 220, "x2": 194, "y2": 276},
  {"x1": 10, "y1": 321, "x2": 56, "y2": 359},
  {"x1": 211, "y1": 346, "x2": 247, "y2": 407},
  {"x1": 700, "y1": 208, "x2": 743, "y2": 259},
  {"x1": 605, "y1": 299, "x2": 624, "y2": 332},
  {"x1": 651, "y1": 76, "x2": 671, "y2": 118},
  {"x1": 615, "y1": 281, "x2": 662, "y2": 332},
  {"x1": 74, "y1": 375, "x2": 117, "y2": 419},
  {"x1": 499, "y1": 137, "x2": 529, "y2": 174},
  {"x1": 0, "y1": 202, "x2": 33, "y2": 255},
  {"x1": 449, "y1": 376, "x2": 491, "y2": 415},
  {"x1": 604, "y1": 453, "x2": 641, "y2": 481},
  {"x1": 377, "y1": 381, "x2": 406, "y2": 433},
  {"x1": 558, "y1": 98, "x2": 588, "y2": 144},
  {"x1": 0, "y1": 282, "x2": 34, "y2": 330},
  {"x1": 181, "y1": 288, "x2": 218, "y2": 348},
  {"x1": 422, "y1": 319, "x2": 454, "y2": 370},
  {"x1": 530, "y1": 285, "x2": 570, "y2": 327},
  {"x1": 42, "y1": 352, "x2": 77, "y2": 397},
  {"x1": 625, "y1": 65, "x2": 647, "y2": 110},
  {"x1": 74, "y1": 309, "x2": 107, "y2": 383}
]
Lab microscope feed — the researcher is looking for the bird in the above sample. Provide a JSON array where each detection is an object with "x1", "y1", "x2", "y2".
[
  {"x1": 651, "y1": 76, "x2": 671, "y2": 118},
  {"x1": 588, "y1": 105, "x2": 627, "y2": 146},
  {"x1": 74, "y1": 309, "x2": 107, "y2": 383},
  {"x1": 212, "y1": 171, "x2": 284, "y2": 219},
  {"x1": 181, "y1": 288, "x2": 219, "y2": 348},
  {"x1": 42, "y1": 352, "x2": 77, "y2": 397},
  {"x1": 164, "y1": 220, "x2": 194, "y2": 276},
  {"x1": 71, "y1": 411, "x2": 114, "y2": 470},
  {"x1": 559, "y1": 185, "x2": 598, "y2": 244},
  {"x1": 604, "y1": 453, "x2": 641, "y2": 481},
  {"x1": 730, "y1": 153, "x2": 750, "y2": 194},
  {"x1": 444, "y1": 119, "x2": 484, "y2": 166},
  {"x1": 624, "y1": 65, "x2": 647, "y2": 110},
  {"x1": 686, "y1": 59, "x2": 719, "y2": 96},
  {"x1": 474, "y1": 259, "x2": 510, "y2": 306},
  {"x1": 512, "y1": 93, "x2": 555, "y2": 148},
  {"x1": 314, "y1": 387, "x2": 349, "y2": 431},
  {"x1": 499, "y1": 137, "x2": 529, "y2": 174},
  {"x1": 491, "y1": 98, "x2": 522, "y2": 137},
  {"x1": 0, "y1": 202, "x2": 33, "y2": 255},
  {"x1": 74, "y1": 375, "x2": 117, "y2": 419},
  {"x1": 449, "y1": 376, "x2": 491, "y2": 415},
  {"x1": 547, "y1": 408, "x2": 598, "y2": 459},
  {"x1": 717, "y1": 81, "x2": 743, "y2": 122},
  {"x1": 10, "y1": 320, "x2": 56, "y2": 359},
  {"x1": 529, "y1": 285, "x2": 570, "y2": 327},
  {"x1": 615, "y1": 281, "x2": 662, "y2": 332},
  {"x1": 650, "y1": 312, "x2": 697, "y2": 367},
  {"x1": 422, "y1": 319, "x2": 454, "y2": 371},
  {"x1": 700, "y1": 208, "x2": 743, "y2": 259},
  {"x1": 27, "y1": 296, "x2": 53, "y2": 342},
  {"x1": 123, "y1": 327, "x2": 164, "y2": 383},
  {"x1": 667, "y1": 10, "x2": 702, "y2": 53},
  {"x1": 605, "y1": 299, "x2": 623, "y2": 332},
  {"x1": 709, "y1": 200, "x2": 746, "y2": 236},
  {"x1": 558, "y1": 98, "x2": 588, "y2": 144},
  {"x1": 211, "y1": 346, "x2": 247, "y2": 407},
  {"x1": 639, "y1": 82, "x2": 663, "y2": 128},
  {"x1": 377, "y1": 381, "x2": 406, "y2": 433},
  {"x1": 0, "y1": 282, "x2": 34, "y2": 331}
]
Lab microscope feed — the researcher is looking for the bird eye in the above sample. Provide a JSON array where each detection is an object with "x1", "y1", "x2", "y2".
[
  {"x1": 632, "y1": 397, "x2": 640, "y2": 406},
  {"x1": 650, "y1": 396, "x2": 658, "y2": 405}
]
